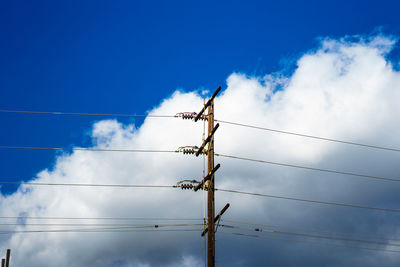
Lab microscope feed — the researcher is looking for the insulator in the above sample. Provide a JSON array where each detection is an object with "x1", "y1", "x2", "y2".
[
  {"x1": 177, "y1": 146, "x2": 210, "y2": 156},
  {"x1": 181, "y1": 184, "x2": 194, "y2": 190},
  {"x1": 175, "y1": 112, "x2": 208, "y2": 121},
  {"x1": 183, "y1": 149, "x2": 195, "y2": 154},
  {"x1": 178, "y1": 146, "x2": 195, "y2": 153},
  {"x1": 176, "y1": 112, "x2": 196, "y2": 120}
]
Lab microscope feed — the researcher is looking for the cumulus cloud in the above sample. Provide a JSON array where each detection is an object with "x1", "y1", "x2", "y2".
[{"x1": 1, "y1": 35, "x2": 400, "y2": 266}]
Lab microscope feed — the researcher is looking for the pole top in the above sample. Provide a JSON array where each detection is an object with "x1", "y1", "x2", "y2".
[{"x1": 194, "y1": 86, "x2": 221, "y2": 122}]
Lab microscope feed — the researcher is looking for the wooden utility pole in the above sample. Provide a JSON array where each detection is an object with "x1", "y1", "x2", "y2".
[
  {"x1": 1, "y1": 249, "x2": 10, "y2": 267},
  {"x1": 5, "y1": 249, "x2": 10, "y2": 267},
  {"x1": 207, "y1": 97, "x2": 215, "y2": 267},
  {"x1": 191, "y1": 87, "x2": 229, "y2": 266}
]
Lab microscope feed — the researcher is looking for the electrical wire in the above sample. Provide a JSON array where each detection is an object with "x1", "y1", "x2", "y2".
[
  {"x1": 0, "y1": 146, "x2": 177, "y2": 153},
  {"x1": 215, "y1": 153, "x2": 400, "y2": 183},
  {"x1": 3, "y1": 183, "x2": 398, "y2": 212},
  {"x1": 0, "y1": 216, "x2": 202, "y2": 221},
  {"x1": 0, "y1": 181, "x2": 176, "y2": 188},
  {"x1": 219, "y1": 224, "x2": 400, "y2": 247},
  {"x1": 0, "y1": 110, "x2": 175, "y2": 118},
  {"x1": 0, "y1": 223, "x2": 203, "y2": 227},
  {"x1": 0, "y1": 223, "x2": 201, "y2": 230},
  {"x1": 215, "y1": 188, "x2": 400, "y2": 213},
  {"x1": 2, "y1": 109, "x2": 398, "y2": 153},
  {"x1": 0, "y1": 229, "x2": 201, "y2": 234},
  {"x1": 0, "y1": 223, "x2": 203, "y2": 235},
  {"x1": 215, "y1": 119, "x2": 400, "y2": 153},
  {"x1": 219, "y1": 231, "x2": 400, "y2": 253},
  {"x1": 222, "y1": 219, "x2": 400, "y2": 242}
]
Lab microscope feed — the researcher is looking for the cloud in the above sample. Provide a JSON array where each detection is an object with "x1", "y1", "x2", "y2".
[{"x1": 1, "y1": 35, "x2": 400, "y2": 266}]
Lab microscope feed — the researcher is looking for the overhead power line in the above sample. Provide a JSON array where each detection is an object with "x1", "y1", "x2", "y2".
[
  {"x1": 0, "y1": 224, "x2": 202, "y2": 235},
  {"x1": 4, "y1": 219, "x2": 398, "y2": 244},
  {"x1": 215, "y1": 153, "x2": 400, "y2": 182},
  {"x1": 0, "y1": 223, "x2": 201, "y2": 230},
  {"x1": 216, "y1": 119, "x2": 400, "y2": 153},
  {"x1": 0, "y1": 223, "x2": 202, "y2": 227},
  {"x1": 0, "y1": 228, "x2": 201, "y2": 234},
  {"x1": 222, "y1": 219, "x2": 400, "y2": 242},
  {"x1": 0, "y1": 181, "x2": 176, "y2": 188},
  {"x1": 3, "y1": 180, "x2": 399, "y2": 213},
  {"x1": 0, "y1": 146, "x2": 177, "y2": 153},
  {"x1": 216, "y1": 188, "x2": 400, "y2": 213},
  {"x1": 220, "y1": 224, "x2": 400, "y2": 247},
  {"x1": 219, "y1": 231, "x2": 400, "y2": 253},
  {"x1": 0, "y1": 110, "x2": 175, "y2": 118},
  {"x1": 3, "y1": 109, "x2": 399, "y2": 153},
  {"x1": 0, "y1": 216, "x2": 202, "y2": 221}
]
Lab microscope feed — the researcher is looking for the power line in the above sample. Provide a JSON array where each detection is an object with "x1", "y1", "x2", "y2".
[
  {"x1": 0, "y1": 110, "x2": 175, "y2": 118},
  {"x1": 0, "y1": 146, "x2": 177, "y2": 153},
  {"x1": 220, "y1": 224, "x2": 400, "y2": 247},
  {"x1": 0, "y1": 222, "x2": 204, "y2": 234},
  {"x1": 0, "y1": 224, "x2": 202, "y2": 235},
  {"x1": 3, "y1": 109, "x2": 399, "y2": 154},
  {"x1": 215, "y1": 119, "x2": 400, "y2": 153},
  {"x1": 5, "y1": 220, "x2": 399, "y2": 244},
  {"x1": 0, "y1": 223, "x2": 201, "y2": 230},
  {"x1": 0, "y1": 216, "x2": 202, "y2": 221},
  {"x1": 0, "y1": 228, "x2": 201, "y2": 234},
  {"x1": 222, "y1": 219, "x2": 400, "y2": 242},
  {"x1": 3, "y1": 109, "x2": 399, "y2": 153},
  {"x1": 215, "y1": 153, "x2": 400, "y2": 183},
  {"x1": 219, "y1": 231, "x2": 400, "y2": 253},
  {"x1": 0, "y1": 181, "x2": 177, "y2": 188},
  {"x1": 5, "y1": 183, "x2": 397, "y2": 212},
  {"x1": 216, "y1": 188, "x2": 400, "y2": 213},
  {"x1": 3, "y1": 181, "x2": 399, "y2": 213},
  {"x1": 0, "y1": 223, "x2": 203, "y2": 227}
]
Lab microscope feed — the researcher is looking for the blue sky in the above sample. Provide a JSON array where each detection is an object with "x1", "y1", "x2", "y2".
[
  {"x1": 1, "y1": 1, "x2": 400, "y2": 266},
  {"x1": 1, "y1": 0, "x2": 400, "y2": 192}
]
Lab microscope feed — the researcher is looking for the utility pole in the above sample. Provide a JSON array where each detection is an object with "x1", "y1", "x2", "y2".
[
  {"x1": 193, "y1": 87, "x2": 222, "y2": 267},
  {"x1": 207, "y1": 95, "x2": 216, "y2": 267},
  {"x1": 177, "y1": 86, "x2": 229, "y2": 266},
  {"x1": 5, "y1": 249, "x2": 9, "y2": 267},
  {"x1": 1, "y1": 249, "x2": 10, "y2": 267}
]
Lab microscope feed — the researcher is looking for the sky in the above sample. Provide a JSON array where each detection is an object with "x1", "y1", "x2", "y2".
[{"x1": 1, "y1": 0, "x2": 400, "y2": 266}]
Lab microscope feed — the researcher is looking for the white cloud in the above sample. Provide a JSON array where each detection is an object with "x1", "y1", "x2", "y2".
[{"x1": 1, "y1": 35, "x2": 400, "y2": 266}]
